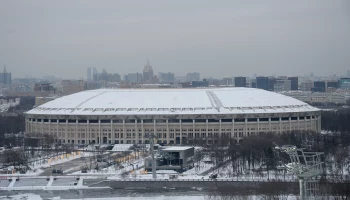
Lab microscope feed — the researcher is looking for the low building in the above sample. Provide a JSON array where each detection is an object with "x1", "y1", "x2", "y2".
[
  {"x1": 35, "y1": 96, "x2": 56, "y2": 107},
  {"x1": 144, "y1": 146, "x2": 195, "y2": 171}
]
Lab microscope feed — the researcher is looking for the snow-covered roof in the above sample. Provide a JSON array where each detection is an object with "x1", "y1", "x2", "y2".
[
  {"x1": 26, "y1": 88, "x2": 320, "y2": 116},
  {"x1": 163, "y1": 147, "x2": 194, "y2": 151}
]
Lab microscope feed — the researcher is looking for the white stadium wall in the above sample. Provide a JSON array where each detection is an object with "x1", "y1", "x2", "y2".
[{"x1": 25, "y1": 88, "x2": 321, "y2": 145}]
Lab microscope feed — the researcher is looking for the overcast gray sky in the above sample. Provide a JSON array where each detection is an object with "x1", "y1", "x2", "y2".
[{"x1": 1, "y1": 0, "x2": 350, "y2": 79}]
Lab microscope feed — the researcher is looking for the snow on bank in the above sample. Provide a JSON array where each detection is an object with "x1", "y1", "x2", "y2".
[
  {"x1": 0, "y1": 194, "x2": 300, "y2": 200},
  {"x1": 0, "y1": 193, "x2": 42, "y2": 200}
]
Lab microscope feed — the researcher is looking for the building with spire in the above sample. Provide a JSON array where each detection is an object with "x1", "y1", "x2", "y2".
[
  {"x1": 0, "y1": 65, "x2": 12, "y2": 86},
  {"x1": 143, "y1": 60, "x2": 154, "y2": 83}
]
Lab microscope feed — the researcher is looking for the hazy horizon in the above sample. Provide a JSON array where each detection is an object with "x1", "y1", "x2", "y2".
[{"x1": 1, "y1": 0, "x2": 350, "y2": 79}]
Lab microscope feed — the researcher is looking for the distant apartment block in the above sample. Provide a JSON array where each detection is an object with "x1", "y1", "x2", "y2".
[
  {"x1": 256, "y1": 76, "x2": 269, "y2": 90},
  {"x1": 288, "y1": 77, "x2": 299, "y2": 90},
  {"x1": 0, "y1": 66, "x2": 11, "y2": 86},
  {"x1": 301, "y1": 81, "x2": 313, "y2": 91},
  {"x1": 185, "y1": 72, "x2": 200, "y2": 82},
  {"x1": 158, "y1": 72, "x2": 175, "y2": 83},
  {"x1": 268, "y1": 77, "x2": 277, "y2": 91},
  {"x1": 35, "y1": 96, "x2": 56, "y2": 107},
  {"x1": 192, "y1": 80, "x2": 209, "y2": 87},
  {"x1": 87, "y1": 68, "x2": 97, "y2": 81},
  {"x1": 274, "y1": 79, "x2": 291, "y2": 92},
  {"x1": 143, "y1": 60, "x2": 154, "y2": 83},
  {"x1": 61, "y1": 80, "x2": 85, "y2": 95},
  {"x1": 234, "y1": 77, "x2": 246, "y2": 87},
  {"x1": 339, "y1": 78, "x2": 350, "y2": 90},
  {"x1": 221, "y1": 77, "x2": 234, "y2": 86},
  {"x1": 312, "y1": 81, "x2": 326, "y2": 92},
  {"x1": 124, "y1": 73, "x2": 143, "y2": 83},
  {"x1": 281, "y1": 91, "x2": 350, "y2": 105}
]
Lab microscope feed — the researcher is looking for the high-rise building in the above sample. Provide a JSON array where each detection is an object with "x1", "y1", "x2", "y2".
[
  {"x1": 61, "y1": 80, "x2": 85, "y2": 95},
  {"x1": 274, "y1": 79, "x2": 291, "y2": 92},
  {"x1": 288, "y1": 77, "x2": 298, "y2": 90},
  {"x1": 0, "y1": 66, "x2": 12, "y2": 86},
  {"x1": 268, "y1": 77, "x2": 277, "y2": 91},
  {"x1": 186, "y1": 72, "x2": 200, "y2": 82},
  {"x1": 312, "y1": 81, "x2": 326, "y2": 92},
  {"x1": 339, "y1": 78, "x2": 350, "y2": 89},
  {"x1": 301, "y1": 81, "x2": 313, "y2": 91},
  {"x1": 34, "y1": 82, "x2": 55, "y2": 93},
  {"x1": 221, "y1": 77, "x2": 233, "y2": 86},
  {"x1": 124, "y1": 73, "x2": 143, "y2": 83},
  {"x1": 326, "y1": 81, "x2": 338, "y2": 89},
  {"x1": 158, "y1": 72, "x2": 175, "y2": 83},
  {"x1": 192, "y1": 80, "x2": 209, "y2": 87},
  {"x1": 234, "y1": 77, "x2": 246, "y2": 87},
  {"x1": 256, "y1": 76, "x2": 268, "y2": 90},
  {"x1": 87, "y1": 68, "x2": 97, "y2": 81},
  {"x1": 143, "y1": 60, "x2": 154, "y2": 83}
]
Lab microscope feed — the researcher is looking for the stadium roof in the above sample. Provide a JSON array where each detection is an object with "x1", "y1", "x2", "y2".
[{"x1": 26, "y1": 88, "x2": 320, "y2": 116}]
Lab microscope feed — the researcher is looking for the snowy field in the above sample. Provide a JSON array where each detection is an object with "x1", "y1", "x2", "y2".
[{"x1": 0, "y1": 193, "x2": 300, "y2": 200}]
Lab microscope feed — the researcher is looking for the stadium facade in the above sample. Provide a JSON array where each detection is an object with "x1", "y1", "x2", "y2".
[{"x1": 25, "y1": 88, "x2": 321, "y2": 145}]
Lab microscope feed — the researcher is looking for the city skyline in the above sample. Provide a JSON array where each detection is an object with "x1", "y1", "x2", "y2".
[{"x1": 1, "y1": 0, "x2": 350, "y2": 79}]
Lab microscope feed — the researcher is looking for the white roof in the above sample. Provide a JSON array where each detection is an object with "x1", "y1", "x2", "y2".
[
  {"x1": 26, "y1": 88, "x2": 319, "y2": 116},
  {"x1": 163, "y1": 147, "x2": 194, "y2": 151}
]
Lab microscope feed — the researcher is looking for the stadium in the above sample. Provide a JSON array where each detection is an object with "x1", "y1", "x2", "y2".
[{"x1": 25, "y1": 88, "x2": 321, "y2": 145}]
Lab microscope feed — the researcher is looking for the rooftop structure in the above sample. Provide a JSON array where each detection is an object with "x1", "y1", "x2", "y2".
[{"x1": 26, "y1": 88, "x2": 319, "y2": 116}]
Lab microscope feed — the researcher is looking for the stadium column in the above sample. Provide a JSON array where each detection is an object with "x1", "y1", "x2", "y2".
[
  {"x1": 141, "y1": 119, "x2": 145, "y2": 144},
  {"x1": 75, "y1": 119, "x2": 78, "y2": 144},
  {"x1": 25, "y1": 118, "x2": 28, "y2": 133},
  {"x1": 268, "y1": 118, "x2": 271, "y2": 131},
  {"x1": 206, "y1": 119, "x2": 209, "y2": 145},
  {"x1": 297, "y1": 116, "x2": 300, "y2": 130},
  {"x1": 279, "y1": 117, "x2": 282, "y2": 134},
  {"x1": 123, "y1": 120, "x2": 126, "y2": 144},
  {"x1": 111, "y1": 120, "x2": 114, "y2": 144},
  {"x1": 65, "y1": 119, "x2": 68, "y2": 144},
  {"x1": 192, "y1": 119, "x2": 195, "y2": 145},
  {"x1": 231, "y1": 118, "x2": 234, "y2": 140},
  {"x1": 304, "y1": 116, "x2": 308, "y2": 133},
  {"x1": 180, "y1": 119, "x2": 182, "y2": 144},
  {"x1": 153, "y1": 119, "x2": 157, "y2": 144},
  {"x1": 48, "y1": 119, "x2": 51, "y2": 138},
  {"x1": 289, "y1": 117, "x2": 292, "y2": 132},
  {"x1": 244, "y1": 118, "x2": 247, "y2": 137},
  {"x1": 56, "y1": 120, "x2": 59, "y2": 143},
  {"x1": 86, "y1": 120, "x2": 89, "y2": 144},
  {"x1": 41, "y1": 118, "x2": 44, "y2": 134},
  {"x1": 99, "y1": 120, "x2": 101, "y2": 145},
  {"x1": 219, "y1": 119, "x2": 222, "y2": 139},
  {"x1": 318, "y1": 115, "x2": 321, "y2": 132},
  {"x1": 134, "y1": 119, "x2": 137, "y2": 144},
  {"x1": 257, "y1": 118, "x2": 260, "y2": 135},
  {"x1": 30, "y1": 117, "x2": 33, "y2": 133},
  {"x1": 166, "y1": 119, "x2": 170, "y2": 145}
]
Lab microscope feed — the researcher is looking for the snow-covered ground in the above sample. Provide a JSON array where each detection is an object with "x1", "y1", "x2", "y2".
[
  {"x1": 0, "y1": 193, "x2": 300, "y2": 200},
  {"x1": 211, "y1": 163, "x2": 298, "y2": 181},
  {"x1": 70, "y1": 153, "x2": 145, "y2": 176},
  {"x1": 109, "y1": 144, "x2": 134, "y2": 152},
  {"x1": 1, "y1": 152, "x2": 91, "y2": 177}
]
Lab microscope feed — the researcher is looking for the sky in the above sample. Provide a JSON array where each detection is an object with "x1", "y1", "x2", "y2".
[{"x1": 0, "y1": 0, "x2": 350, "y2": 79}]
